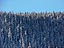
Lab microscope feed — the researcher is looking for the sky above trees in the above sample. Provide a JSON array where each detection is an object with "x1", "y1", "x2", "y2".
[{"x1": 0, "y1": 0, "x2": 64, "y2": 13}]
